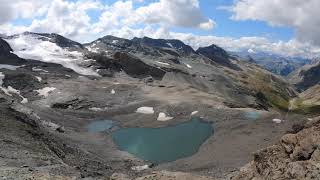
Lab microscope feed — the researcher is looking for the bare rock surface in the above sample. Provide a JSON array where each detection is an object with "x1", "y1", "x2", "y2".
[{"x1": 232, "y1": 117, "x2": 320, "y2": 180}]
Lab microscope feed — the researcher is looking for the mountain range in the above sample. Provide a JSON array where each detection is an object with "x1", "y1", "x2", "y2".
[{"x1": 231, "y1": 50, "x2": 312, "y2": 76}]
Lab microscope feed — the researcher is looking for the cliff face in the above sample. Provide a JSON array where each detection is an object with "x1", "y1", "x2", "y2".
[{"x1": 232, "y1": 117, "x2": 320, "y2": 180}]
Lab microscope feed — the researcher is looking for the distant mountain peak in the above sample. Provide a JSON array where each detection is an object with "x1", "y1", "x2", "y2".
[
  {"x1": 132, "y1": 36, "x2": 196, "y2": 55},
  {"x1": 196, "y1": 43, "x2": 241, "y2": 70}
]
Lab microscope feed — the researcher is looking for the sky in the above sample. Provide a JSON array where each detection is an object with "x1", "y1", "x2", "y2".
[{"x1": 1, "y1": 0, "x2": 320, "y2": 58}]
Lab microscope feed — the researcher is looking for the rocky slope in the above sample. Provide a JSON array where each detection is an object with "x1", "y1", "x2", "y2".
[
  {"x1": 84, "y1": 35, "x2": 297, "y2": 110},
  {"x1": 289, "y1": 60, "x2": 320, "y2": 91},
  {"x1": 231, "y1": 116, "x2": 320, "y2": 180},
  {"x1": 290, "y1": 85, "x2": 320, "y2": 115}
]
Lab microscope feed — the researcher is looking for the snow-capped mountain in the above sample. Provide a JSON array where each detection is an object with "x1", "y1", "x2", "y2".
[{"x1": 4, "y1": 32, "x2": 98, "y2": 76}]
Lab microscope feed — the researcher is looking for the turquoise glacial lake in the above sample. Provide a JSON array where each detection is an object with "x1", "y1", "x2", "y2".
[{"x1": 112, "y1": 118, "x2": 213, "y2": 164}]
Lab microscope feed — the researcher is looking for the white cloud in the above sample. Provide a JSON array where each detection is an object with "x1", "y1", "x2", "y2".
[
  {"x1": 228, "y1": 0, "x2": 320, "y2": 46},
  {"x1": 91, "y1": 0, "x2": 215, "y2": 35},
  {"x1": 28, "y1": 0, "x2": 102, "y2": 41},
  {"x1": 133, "y1": 0, "x2": 215, "y2": 29},
  {"x1": 0, "y1": 0, "x2": 214, "y2": 42},
  {"x1": 1, "y1": 0, "x2": 320, "y2": 58},
  {"x1": 0, "y1": 0, "x2": 48, "y2": 24}
]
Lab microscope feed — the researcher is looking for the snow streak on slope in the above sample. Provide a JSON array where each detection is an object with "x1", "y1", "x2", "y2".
[{"x1": 5, "y1": 34, "x2": 98, "y2": 76}]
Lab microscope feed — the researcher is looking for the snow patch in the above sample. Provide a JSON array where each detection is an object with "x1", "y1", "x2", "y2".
[
  {"x1": 248, "y1": 49, "x2": 255, "y2": 54},
  {"x1": 0, "y1": 64, "x2": 21, "y2": 70},
  {"x1": 272, "y1": 119, "x2": 282, "y2": 124},
  {"x1": 86, "y1": 45, "x2": 99, "y2": 53},
  {"x1": 32, "y1": 67, "x2": 48, "y2": 73},
  {"x1": 136, "y1": 107, "x2": 154, "y2": 114},
  {"x1": 157, "y1": 112, "x2": 173, "y2": 121},
  {"x1": 20, "y1": 97, "x2": 28, "y2": 104},
  {"x1": 112, "y1": 40, "x2": 119, "y2": 44},
  {"x1": 0, "y1": 84, "x2": 28, "y2": 103},
  {"x1": 191, "y1": 111, "x2": 199, "y2": 116},
  {"x1": 184, "y1": 63, "x2": 192, "y2": 68},
  {"x1": 166, "y1": 42, "x2": 173, "y2": 48},
  {"x1": 111, "y1": 89, "x2": 116, "y2": 94},
  {"x1": 35, "y1": 76, "x2": 42, "y2": 82},
  {"x1": 89, "y1": 107, "x2": 105, "y2": 112},
  {"x1": 131, "y1": 165, "x2": 150, "y2": 171},
  {"x1": 5, "y1": 34, "x2": 98, "y2": 76},
  {"x1": 156, "y1": 61, "x2": 170, "y2": 66},
  {"x1": 35, "y1": 87, "x2": 56, "y2": 97},
  {"x1": 0, "y1": 72, "x2": 4, "y2": 86}
]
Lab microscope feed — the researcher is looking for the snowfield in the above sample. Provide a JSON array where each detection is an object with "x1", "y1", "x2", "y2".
[
  {"x1": 0, "y1": 64, "x2": 22, "y2": 70},
  {"x1": 5, "y1": 34, "x2": 99, "y2": 76},
  {"x1": 157, "y1": 112, "x2": 173, "y2": 121},
  {"x1": 136, "y1": 107, "x2": 155, "y2": 114}
]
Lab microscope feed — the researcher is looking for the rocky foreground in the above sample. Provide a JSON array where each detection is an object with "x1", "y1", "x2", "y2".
[{"x1": 232, "y1": 116, "x2": 320, "y2": 180}]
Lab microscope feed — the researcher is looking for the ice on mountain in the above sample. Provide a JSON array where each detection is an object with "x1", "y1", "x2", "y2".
[{"x1": 5, "y1": 34, "x2": 98, "y2": 76}]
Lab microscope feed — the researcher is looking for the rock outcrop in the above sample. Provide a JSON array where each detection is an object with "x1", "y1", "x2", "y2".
[
  {"x1": 232, "y1": 117, "x2": 320, "y2": 180},
  {"x1": 196, "y1": 44, "x2": 241, "y2": 70},
  {"x1": 0, "y1": 38, "x2": 26, "y2": 65}
]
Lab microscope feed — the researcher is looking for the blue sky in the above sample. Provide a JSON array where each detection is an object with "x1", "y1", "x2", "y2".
[
  {"x1": 11, "y1": 0, "x2": 294, "y2": 42},
  {"x1": 1, "y1": 0, "x2": 319, "y2": 57}
]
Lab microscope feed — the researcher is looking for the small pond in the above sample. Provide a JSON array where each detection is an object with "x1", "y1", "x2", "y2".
[
  {"x1": 112, "y1": 118, "x2": 213, "y2": 164},
  {"x1": 87, "y1": 120, "x2": 115, "y2": 133},
  {"x1": 244, "y1": 111, "x2": 262, "y2": 121}
]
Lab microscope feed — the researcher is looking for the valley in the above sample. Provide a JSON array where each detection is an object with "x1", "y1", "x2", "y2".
[{"x1": 0, "y1": 32, "x2": 319, "y2": 180}]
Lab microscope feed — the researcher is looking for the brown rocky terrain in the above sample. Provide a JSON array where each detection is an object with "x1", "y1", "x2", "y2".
[{"x1": 231, "y1": 117, "x2": 320, "y2": 180}]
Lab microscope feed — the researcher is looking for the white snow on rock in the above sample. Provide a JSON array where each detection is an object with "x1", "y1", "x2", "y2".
[
  {"x1": 136, "y1": 107, "x2": 154, "y2": 114},
  {"x1": 191, "y1": 111, "x2": 199, "y2": 116},
  {"x1": 89, "y1": 107, "x2": 107, "y2": 112},
  {"x1": 86, "y1": 45, "x2": 99, "y2": 53},
  {"x1": 0, "y1": 64, "x2": 21, "y2": 70},
  {"x1": 5, "y1": 34, "x2": 99, "y2": 76},
  {"x1": 111, "y1": 89, "x2": 116, "y2": 94},
  {"x1": 0, "y1": 84, "x2": 28, "y2": 103},
  {"x1": 20, "y1": 97, "x2": 28, "y2": 104},
  {"x1": 35, "y1": 76, "x2": 42, "y2": 82},
  {"x1": 184, "y1": 63, "x2": 192, "y2": 68},
  {"x1": 131, "y1": 165, "x2": 150, "y2": 171},
  {"x1": 112, "y1": 40, "x2": 119, "y2": 44},
  {"x1": 156, "y1": 61, "x2": 170, "y2": 66},
  {"x1": 157, "y1": 112, "x2": 173, "y2": 121},
  {"x1": 0, "y1": 72, "x2": 4, "y2": 86},
  {"x1": 272, "y1": 119, "x2": 282, "y2": 124},
  {"x1": 166, "y1": 42, "x2": 174, "y2": 48},
  {"x1": 35, "y1": 87, "x2": 56, "y2": 97},
  {"x1": 32, "y1": 67, "x2": 49, "y2": 73}
]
